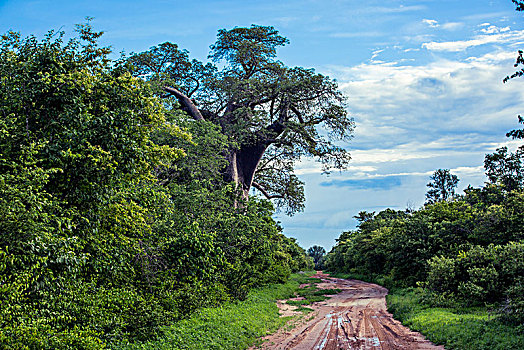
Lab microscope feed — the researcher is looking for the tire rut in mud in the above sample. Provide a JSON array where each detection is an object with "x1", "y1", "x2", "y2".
[{"x1": 253, "y1": 272, "x2": 445, "y2": 350}]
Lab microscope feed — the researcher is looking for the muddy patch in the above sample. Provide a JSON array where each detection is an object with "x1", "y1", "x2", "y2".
[{"x1": 252, "y1": 272, "x2": 445, "y2": 350}]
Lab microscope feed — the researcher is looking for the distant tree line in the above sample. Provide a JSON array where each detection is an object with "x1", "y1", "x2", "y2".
[
  {"x1": 327, "y1": 2, "x2": 524, "y2": 321},
  {"x1": 325, "y1": 138, "x2": 524, "y2": 326}
]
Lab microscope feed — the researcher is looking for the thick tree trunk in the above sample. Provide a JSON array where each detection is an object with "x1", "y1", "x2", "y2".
[
  {"x1": 162, "y1": 85, "x2": 277, "y2": 202},
  {"x1": 224, "y1": 143, "x2": 267, "y2": 199}
]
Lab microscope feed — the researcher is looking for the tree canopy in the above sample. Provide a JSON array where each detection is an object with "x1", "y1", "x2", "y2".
[
  {"x1": 129, "y1": 25, "x2": 354, "y2": 215},
  {"x1": 0, "y1": 22, "x2": 313, "y2": 348},
  {"x1": 484, "y1": 146, "x2": 524, "y2": 191},
  {"x1": 425, "y1": 169, "x2": 459, "y2": 204},
  {"x1": 307, "y1": 245, "x2": 326, "y2": 270}
]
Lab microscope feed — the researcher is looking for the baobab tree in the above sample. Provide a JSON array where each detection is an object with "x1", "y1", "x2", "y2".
[{"x1": 130, "y1": 25, "x2": 354, "y2": 214}]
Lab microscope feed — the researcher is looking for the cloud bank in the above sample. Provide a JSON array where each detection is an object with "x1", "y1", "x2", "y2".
[{"x1": 280, "y1": 20, "x2": 524, "y2": 249}]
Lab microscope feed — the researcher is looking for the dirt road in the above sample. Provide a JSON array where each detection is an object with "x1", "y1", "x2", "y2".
[{"x1": 255, "y1": 272, "x2": 445, "y2": 350}]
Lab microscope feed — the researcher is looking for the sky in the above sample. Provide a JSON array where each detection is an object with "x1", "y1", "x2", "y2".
[{"x1": 2, "y1": 0, "x2": 524, "y2": 250}]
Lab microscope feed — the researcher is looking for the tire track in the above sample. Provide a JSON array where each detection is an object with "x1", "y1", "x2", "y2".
[{"x1": 253, "y1": 272, "x2": 446, "y2": 350}]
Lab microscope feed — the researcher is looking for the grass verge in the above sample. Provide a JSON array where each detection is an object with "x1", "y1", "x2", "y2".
[
  {"x1": 327, "y1": 271, "x2": 395, "y2": 289},
  {"x1": 386, "y1": 288, "x2": 524, "y2": 350},
  {"x1": 285, "y1": 287, "x2": 342, "y2": 306},
  {"x1": 115, "y1": 272, "x2": 315, "y2": 350}
]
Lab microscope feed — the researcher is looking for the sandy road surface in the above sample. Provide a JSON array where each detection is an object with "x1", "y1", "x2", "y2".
[{"x1": 254, "y1": 272, "x2": 445, "y2": 350}]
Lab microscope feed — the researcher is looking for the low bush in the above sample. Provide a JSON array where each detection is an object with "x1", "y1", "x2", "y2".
[
  {"x1": 387, "y1": 288, "x2": 524, "y2": 350},
  {"x1": 426, "y1": 242, "x2": 524, "y2": 307},
  {"x1": 116, "y1": 273, "x2": 314, "y2": 350}
]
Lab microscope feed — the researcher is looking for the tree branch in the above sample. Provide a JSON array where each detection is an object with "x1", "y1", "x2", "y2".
[
  {"x1": 187, "y1": 77, "x2": 200, "y2": 98},
  {"x1": 252, "y1": 181, "x2": 284, "y2": 199},
  {"x1": 278, "y1": 100, "x2": 289, "y2": 123},
  {"x1": 163, "y1": 86, "x2": 205, "y2": 121},
  {"x1": 248, "y1": 93, "x2": 278, "y2": 108},
  {"x1": 290, "y1": 105, "x2": 305, "y2": 124},
  {"x1": 296, "y1": 89, "x2": 331, "y2": 102},
  {"x1": 264, "y1": 138, "x2": 292, "y2": 146}
]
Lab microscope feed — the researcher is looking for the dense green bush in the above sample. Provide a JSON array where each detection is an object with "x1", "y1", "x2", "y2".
[
  {"x1": 117, "y1": 273, "x2": 315, "y2": 350},
  {"x1": 426, "y1": 242, "x2": 523, "y2": 305},
  {"x1": 0, "y1": 24, "x2": 312, "y2": 348},
  {"x1": 325, "y1": 183, "x2": 524, "y2": 324},
  {"x1": 387, "y1": 288, "x2": 524, "y2": 350}
]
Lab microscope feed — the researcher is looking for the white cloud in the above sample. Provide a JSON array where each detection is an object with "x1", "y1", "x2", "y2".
[
  {"x1": 350, "y1": 147, "x2": 436, "y2": 164},
  {"x1": 422, "y1": 19, "x2": 439, "y2": 28},
  {"x1": 319, "y1": 43, "x2": 524, "y2": 188},
  {"x1": 462, "y1": 12, "x2": 509, "y2": 22},
  {"x1": 451, "y1": 166, "x2": 485, "y2": 176},
  {"x1": 481, "y1": 25, "x2": 510, "y2": 34},
  {"x1": 466, "y1": 50, "x2": 516, "y2": 63},
  {"x1": 422, "y1": 19, "x2": 463, "y2": 31},
  {"x1": 371, "y1": 49, "x2": 384, "y2": 60},
  {"x1": 295, "y1": 159, "x2": 323, "y2": 175},
  {"x1": 422, "y1": 28, "x2": 524, "y2": 51},
  {"x1": 328, "y1": 166, "x2": 484, "y2": 180},
  {"x1": 348, "y1": 165, "x2": 378, "y2": 172},
  {"x1": 441, "y1": 22, "x2": 464, "y2": 31}
]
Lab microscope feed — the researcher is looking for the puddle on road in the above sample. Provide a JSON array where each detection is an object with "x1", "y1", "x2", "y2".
[
  {"x1": 356, "y1": 336, "x2": 381, "y2": 347},
  {"x1": 330, "y1": 298, "x2": 381, "y2": 307}
]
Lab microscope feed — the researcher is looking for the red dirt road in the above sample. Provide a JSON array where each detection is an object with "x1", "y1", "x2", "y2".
[{"x1": 255, "y1": 272, "x2": 445, "y2": 350}]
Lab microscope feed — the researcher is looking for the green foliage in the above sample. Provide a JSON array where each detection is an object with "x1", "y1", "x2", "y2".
[
  {"x1": 425, "y1": 169, "x2": 459, "y2": 204},
  {"x1": 0, "y1": 23, "x2": 312, "y2": 348},
  {"x1": 325, "y1": 181, "x2": 524, "y2": 324},
  {"x1": 153, "y1": 114, "x2": 230, "y2": 187},
  {"x1": 116, "y1": 273, "x2": 312, "y2": 350},
  {"x1": 129, "y1": 25, "x2": 354, "y2": 215},
  {"x1": 282, "y1": 278, "x2": 340, "y2": 307},
  {"x1": 425, "y1": 243, "x2": 523, "y2": 306},
  {"x1": 387, "y1": 288, "x2": 524, "y2": 350},
  {"x1": 506, "y1": 115, "x2": 524, "y2": 139},
  {"x1": 484, "y1": 146, "x2": 524, "y2": 191},
  {"x1": 307, "y1": 245, "x2": 326, "y2": 269},
  {"x1": 502, "y1": 282, "x2": 524, "y2": 325}
]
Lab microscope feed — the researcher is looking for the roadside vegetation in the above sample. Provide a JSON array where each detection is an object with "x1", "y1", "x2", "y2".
[
  {"x1": 116, "y1": 272, "x2": 316, "y2": 350},
  {"x1": 0, "y1": 23, "x2": 319, "y2": 349},
  {"x1": 387, "y1": 288, "x2": 524, "y2": 350},
  {"x1": 325, "y1": 154, "x2": 524, "y2": 349}
]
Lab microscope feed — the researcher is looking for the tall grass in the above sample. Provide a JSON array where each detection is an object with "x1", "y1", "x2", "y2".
[
  {"x1": 387, "y1": 288, "x2": 524, "y2": 350},
  {"x1": 115, "y1": 273, "x2": 314, "y2": 350}
]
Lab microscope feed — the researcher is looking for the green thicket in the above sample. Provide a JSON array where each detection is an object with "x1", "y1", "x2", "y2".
[
  {"x1": 116, "y1": 272, "x2": 316, "y2": 350},
  {"x1": 386, "y1": 288, "x2": 524, "y2": 350},
  {"x1": 0, "y1": 24, "x2": 312, "y2": 349},
  {"x1": 325, "y1": 161, "x2": 524, "y2": 327}
]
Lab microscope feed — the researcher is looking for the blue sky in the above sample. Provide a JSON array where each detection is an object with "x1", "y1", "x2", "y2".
[{"x1": 2, "y1": 0, "x2": 524, "y2": 250}]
